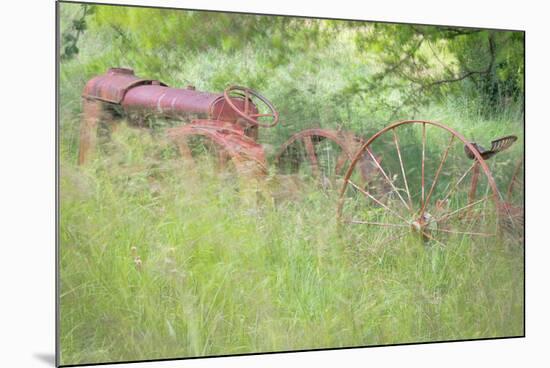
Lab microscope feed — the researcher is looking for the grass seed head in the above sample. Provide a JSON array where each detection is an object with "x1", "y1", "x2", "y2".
[{"x1": 134, "y1": 256, "x2": 142, "y2": 271}]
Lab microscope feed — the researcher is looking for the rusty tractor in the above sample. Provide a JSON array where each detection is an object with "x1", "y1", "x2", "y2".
[{"x1": 78, "y1": 68, "x2": 523, "y2": 245}]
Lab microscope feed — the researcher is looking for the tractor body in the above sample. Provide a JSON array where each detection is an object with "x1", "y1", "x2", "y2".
[{"x1": 78, "y1": 68, "x2": 260, "y2": 165}]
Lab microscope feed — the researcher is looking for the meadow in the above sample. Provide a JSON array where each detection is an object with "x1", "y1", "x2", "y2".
[{"x1": 58, "y1": 3, "x2": 524, "y2": 365}]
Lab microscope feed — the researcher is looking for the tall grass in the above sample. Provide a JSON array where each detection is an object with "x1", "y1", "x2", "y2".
[
  {"x1": 60, "y1": 126, "x2": 523, "y2": 365},
  {"x1": 59, "y1": 5, "x2": 524, "y2": 365}
]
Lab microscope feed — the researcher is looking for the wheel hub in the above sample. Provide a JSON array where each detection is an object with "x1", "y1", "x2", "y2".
[{"x1": 411, "y1": 212, "x2": 434, "y2": 233}]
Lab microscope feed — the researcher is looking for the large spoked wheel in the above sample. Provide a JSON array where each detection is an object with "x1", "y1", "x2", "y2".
[
  {"x1": 337, "y1": 120, "x2": 502, "y2": 247},
  {"x1": 274, "y1": 129, "x2": 377, "y2": 188},
  {"x1": 223, "y1": 86, "x2": 279, "y2": 128}
]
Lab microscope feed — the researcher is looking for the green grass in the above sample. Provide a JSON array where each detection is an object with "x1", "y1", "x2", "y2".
[{"x1": 59, "y1": 123, "x2": 523, "y2": 365}]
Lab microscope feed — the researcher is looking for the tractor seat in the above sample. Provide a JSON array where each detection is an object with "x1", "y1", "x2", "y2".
[{"x1": 464, "y1": 135, "x2": 518, "y2": 160}]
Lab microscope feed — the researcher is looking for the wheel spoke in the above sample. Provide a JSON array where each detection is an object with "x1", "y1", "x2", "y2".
[
  {"x1": 496, "y1": 188, "x2": 520, "y2": 232},
  {"x1": 338, "y1": 121, "x2": 501, "y2": 247},
  {"x1": 421, "y1": 134, "x2": 455, "y2": 214},
  {"x1": 344, "y1": 219, "x2": 410, "y2": 228},
  {"x1": 436, "y1": 196, "x2": 489, "y2": 223},
  {"x1": 335, "y1": 151, "x2": 348, "y2": 175},
  {"x1": 215, "y1": 99, "x2": 226, "y2": 121},
  {"x1": 392, "y1": 128, "x2": 413, "y2": 209},
  {"x1": 420, "y1": 230, "x2": 448, "y2": 247},
  {"x1": 428, "y1": 228, "x2": 495, "y2": 237},
  {"x1": 468, "y1": 162, "x2": 481, "y2": 203},
  {"x1": 440, "y1": 162, "x2": 477, "y2": 204},
  {"x1": 303, "y1": 136, "x2": 320, "y2": 178},
  {"x1": 364, "y1": 148, "x2": 412, "y2": 213},
  {"x1": 323, "y1": 142, "x2": 334, "y2": 176},
  {"x1": 348, "y1": 180, "x2": 410, "y2": 223}
]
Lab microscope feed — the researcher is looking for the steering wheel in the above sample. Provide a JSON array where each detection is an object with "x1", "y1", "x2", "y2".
[{"x1": 223, "y1": 85, "x2": 279, "y2": 128}]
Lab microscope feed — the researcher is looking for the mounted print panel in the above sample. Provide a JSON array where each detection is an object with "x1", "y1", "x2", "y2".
[{"x1": 57, "y1": 1, "x2": 525, "y2": 366}]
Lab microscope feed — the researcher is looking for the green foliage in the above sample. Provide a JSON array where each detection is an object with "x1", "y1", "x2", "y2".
[
  {"x1": 352, "y1": 24, "x2": 524, "y2": 118},
  {"x1": 59, "y1": 2, "x2": 524, "y2": 126},
  {"x1": 60, "y1": 4, "x2": 95, "y2": 60},
  {"x1": 88, "y1": 5, "x2": 332, "y2": 76}
]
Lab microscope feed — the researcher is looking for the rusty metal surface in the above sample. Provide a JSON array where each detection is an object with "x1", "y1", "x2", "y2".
[
  {"x1": 464, "y1": 135, "x2": 517, "y2": 160},
  {"x1": 223, "y1": 86, "x2": 279, "y2": 128},
  {"x1": 275, "y1": 128, "x2": 364, "y2": 168},
  {"x1": 337, "y1": 120, "x2": 503, "y2": 244},
  {"x1": 79, "y1": 69, "x2": 523, "y2": 244},
  {"x1": 122, "y1": 85, "x2": 255, "y2": 123},
  {"x1": 78, "y1": 98, "x2": 118, "y2": 165},
  {"x1": 78, "y1": 69, "x2": 525, "y2": 242},
  {"x1": 82, "y1": 67, "x2": 166, "y2": 104},
  {"x1": 166, "y1": 120, "x2": 268, "y2": 177},
  {"x1": 82, "y1": 68, "x2": 260, "y2": 125},
  {"x1": 274, "y1": 128, "x2": 381, "y2": 184},
  {"x1": 463, "y1": 135, "x2": 523, "y2": 236},
  {"x1": 79, "y1": 68, "x2": 274, "y2": 169}
]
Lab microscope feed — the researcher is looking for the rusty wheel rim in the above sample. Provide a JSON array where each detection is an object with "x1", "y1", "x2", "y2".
[
  {"x1": 167, "y1": 121, "x2": 268, "y2": 182},
  {"x1": 337, "y1": 120, "x2": 503, "y2": 246},
  {"x1": 275, "y1": 128, "x2": 366, "y2": 187}
]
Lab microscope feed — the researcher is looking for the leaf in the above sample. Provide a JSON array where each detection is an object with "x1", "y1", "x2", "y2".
[
  {"x1": 73, "y1": 19, "x2": 87, "y2": 31},
  {"x1": 62, "y1": 33, "x2": 76, "y2": 43}
]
